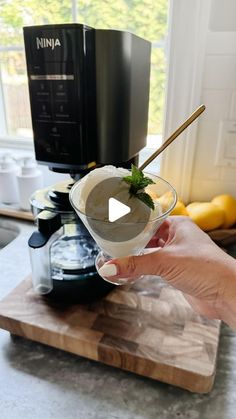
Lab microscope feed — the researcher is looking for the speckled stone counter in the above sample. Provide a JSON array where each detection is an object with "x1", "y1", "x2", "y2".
[{"x1": 0, "y1": 216, "x2": 236, "y2": 419}]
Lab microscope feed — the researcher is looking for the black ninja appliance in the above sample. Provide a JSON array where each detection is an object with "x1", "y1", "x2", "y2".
[{"x1": 24, "y1": 23, "x2": 151, "y2": 302}]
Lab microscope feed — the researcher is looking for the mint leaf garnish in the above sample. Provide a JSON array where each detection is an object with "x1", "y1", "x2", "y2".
[
  {"x1": 131, "y1": 164, "x2": 143, "y2": 183},
  {"x1": 123, "y1": 164, "x2": 155, "y2": 210},
  {"x1": 136, "y1": 192, "x2": 155, "y2": 210},
  {"x1": 122, "y1": 175, "x2": 133, "y2": 185},
  {"x1": 138, "y1": 178, "x2": 155, "y2": 189}
]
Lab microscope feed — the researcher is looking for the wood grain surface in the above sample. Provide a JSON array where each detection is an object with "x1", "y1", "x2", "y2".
[
  {"x1": 208, "y1": 228, "x2": 236, "y2": 247},
  {"x1": 0, "y1": 276, "x2": 221, "y2": 393},
  {"x1": 0, "y1": 207, "x2": 34, "y2": 221}
]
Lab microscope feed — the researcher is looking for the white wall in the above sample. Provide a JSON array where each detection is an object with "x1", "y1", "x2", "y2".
[{"x1": 190, "y1": 0, "x2": 236, "y2": 201}]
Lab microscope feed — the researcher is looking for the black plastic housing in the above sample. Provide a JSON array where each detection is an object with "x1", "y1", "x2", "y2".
[{"x1": 23, "y1": 23, "x2": 151, "y2": 173}]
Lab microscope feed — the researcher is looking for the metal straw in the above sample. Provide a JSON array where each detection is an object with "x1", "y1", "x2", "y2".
[{"x1": 139, "y1": 104, "x2": 206, "y2": 171}]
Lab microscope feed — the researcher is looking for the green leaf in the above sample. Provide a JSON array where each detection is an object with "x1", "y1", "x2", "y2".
[
  {"x1": 138, "y1": 178, "x2": 155, "y2": 189},
  {"x1": 131, "y1": 164, "x2": 143, "y2": 183},
  {"x1": 122, "y1": 164, "x2": 155, "y2": 210},
  {"x1": 123, "y1": 175, "x2": 133, "y2": 185},
  {"x1": 136, "y1": 192, "x2": 155, "y2": 210}
]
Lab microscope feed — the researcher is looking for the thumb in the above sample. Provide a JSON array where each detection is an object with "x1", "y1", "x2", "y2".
[{"x1": 98, "y1": 249, "x2": 164, "y2": 280}]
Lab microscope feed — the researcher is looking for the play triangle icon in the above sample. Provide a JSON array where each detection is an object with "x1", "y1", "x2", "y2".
[{"x1": 108, "y1": 197, "x2": 131, "y2": 222}]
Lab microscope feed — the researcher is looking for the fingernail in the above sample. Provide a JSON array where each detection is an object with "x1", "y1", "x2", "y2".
[{"x1": 98, "y1": 263, "x2": 118, "y2": 277}]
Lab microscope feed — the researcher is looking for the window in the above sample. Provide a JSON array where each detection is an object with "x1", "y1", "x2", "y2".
[{"x1": 0, "y1": 0, "x2": 168, "y2": 166}]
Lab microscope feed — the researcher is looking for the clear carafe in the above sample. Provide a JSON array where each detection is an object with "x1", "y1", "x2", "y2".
[
  {"x1": 50, "y1": 223, "x2": 99, "y2": 281},
  {"x1": 29, "y1": 229, "x2": 62, "y2": 294}
]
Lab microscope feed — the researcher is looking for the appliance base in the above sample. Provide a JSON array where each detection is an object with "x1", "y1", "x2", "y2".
[{"x1": 47, "y1": 274, "x2": 115, "y2": 303}]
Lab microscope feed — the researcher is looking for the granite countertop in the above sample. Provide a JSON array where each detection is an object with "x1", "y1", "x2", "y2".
[{"x1": 0, "y1": 216, "x2": 236, "y2": 419}]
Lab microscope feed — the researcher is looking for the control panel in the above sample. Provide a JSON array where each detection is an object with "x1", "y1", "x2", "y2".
[
  {"x1": 24, "y1": 24, "x2": 97, "y2": 172},
  {"x1": 24, "y1": 24, "x2": 151, "y2": 173}
]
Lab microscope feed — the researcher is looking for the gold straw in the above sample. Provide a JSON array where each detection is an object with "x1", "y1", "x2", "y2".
[{"x1": 139, "y1": 104, "x2": 206, "y2": 171}]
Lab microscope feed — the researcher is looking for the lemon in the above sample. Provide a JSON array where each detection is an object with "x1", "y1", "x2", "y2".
[
  {"x1": 145, "y1": 188, "x2": 159, "y2": 201},
  {"x1": 186, "y1": 202, "x2": 225, "y2": 231},
  {"x1": 171, "y1": 200, "x2": 189, "y2": 216},
  {"x1": 186, "y1": 202, "x2": 201, "y2": 210},
  {"x1": 212, "y1": 194, "x2": 236, "y2": 228},
  {"x1": 155, "y1": 191, "x2": 176, "y2": 213}
]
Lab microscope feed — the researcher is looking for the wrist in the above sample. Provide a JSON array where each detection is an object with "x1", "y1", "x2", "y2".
[{"x1": 218, "y1": 259, "x2": 236, "y2": 330}]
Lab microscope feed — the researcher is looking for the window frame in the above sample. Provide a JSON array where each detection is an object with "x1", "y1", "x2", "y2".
[
  {"x1": 0, "y1": 0, "x2": 166, "y2": 170},
  {"x1": 160, "y1": 0, "x2": 212, "y2": 202},
  {"x1": 0, "y1": 45, "x2": 165, "y2": 155}
]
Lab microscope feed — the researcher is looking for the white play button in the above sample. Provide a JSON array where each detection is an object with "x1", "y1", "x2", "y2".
[
  {"x1": 84, "y1": 177, "x2": 151, "y2": 242},
  {"x1": 108, "y1": 197, "x2": 131, "y2": 222}
]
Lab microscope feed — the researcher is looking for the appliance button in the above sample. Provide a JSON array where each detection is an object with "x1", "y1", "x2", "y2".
[
  {"x1": 54, "y1": 103, "x2": 71, "y2": 119},
  {"x1": 53, "y1": 81, "x2": 68, "y2": 100},
  {"x1": 50, "y1": 126, "x2": 61, "y2": 137},
  {"x1": 31, "y1": 80, "x2": 51, "y2": 101},
  {"x1": 33, "y1": 102, "x2": 52, "y2": 120}
]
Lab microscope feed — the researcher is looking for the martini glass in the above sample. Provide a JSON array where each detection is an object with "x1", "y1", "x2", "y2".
[{"x1": 70, "y1": 173, "x2": 177, "y2": 285}]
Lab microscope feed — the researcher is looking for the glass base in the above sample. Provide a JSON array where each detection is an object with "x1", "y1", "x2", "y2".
[{"x1": 95, "y1": 251, "x2": 143, "y2": 286}]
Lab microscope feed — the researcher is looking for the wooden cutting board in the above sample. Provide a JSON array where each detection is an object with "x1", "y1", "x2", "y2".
[
  {"x1": 0, "y1": 276, "x2": 221, "y2": 393},
  {"x1": 0, "y1": 206, "x2": 34, "y2": 221}
]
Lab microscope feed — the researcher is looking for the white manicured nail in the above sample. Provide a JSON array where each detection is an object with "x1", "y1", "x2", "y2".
[{"x1": 98, "y1": 263, "x2": 117, "y2": 277}]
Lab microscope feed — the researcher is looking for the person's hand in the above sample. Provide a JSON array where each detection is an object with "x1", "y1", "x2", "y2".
[{"x1": 100, "y1": 216, "x2": 236, "y2": 327}]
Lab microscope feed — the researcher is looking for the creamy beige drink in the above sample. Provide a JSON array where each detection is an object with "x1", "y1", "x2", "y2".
[{"x1": 70, "y1": 165, "x2": 167, "y2": 258}]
